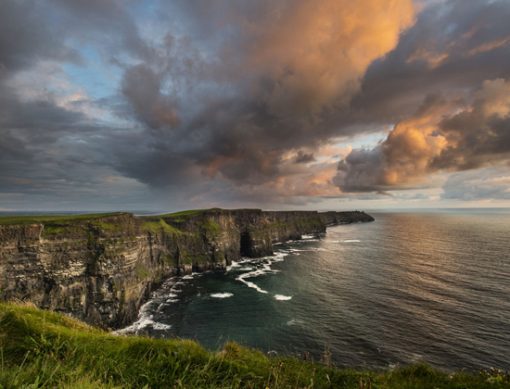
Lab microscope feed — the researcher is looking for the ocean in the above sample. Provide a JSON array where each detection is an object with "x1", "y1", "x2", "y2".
[{"x1": 120, "y1": 210, "x2": 510, "y2": 371}]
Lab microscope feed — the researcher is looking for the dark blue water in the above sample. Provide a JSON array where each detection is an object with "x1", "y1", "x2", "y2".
[{"x1": 121, "y1": 211, "x2": 510, "y2": 370}]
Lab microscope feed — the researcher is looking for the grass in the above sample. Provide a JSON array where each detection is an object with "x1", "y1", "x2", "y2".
[
  {"x1": 0, "y1": 303, "x2": 508, "y2": 388},
  {"x1": 0, "y1": 213, "x2": 127, "y2": 226},
  {"x1": 202, "y1": 219, "x2": 221, "y2": 237},
  {"x1": 159, "y1": 209, "x2": 209, "y2": 219},
  {"x1": 140, "y1": 219, "x2": 183, "y2": 235}
]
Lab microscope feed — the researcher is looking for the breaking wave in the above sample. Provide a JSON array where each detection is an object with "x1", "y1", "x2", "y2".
[
  {"x1": 235, "y1": 251, "x2": 289, "y2": 294},
  {"x1": 211, "y1": 292, "x2": 234, "y2": 299}
]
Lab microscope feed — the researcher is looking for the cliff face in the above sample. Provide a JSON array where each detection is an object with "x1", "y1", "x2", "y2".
[
  {"x1": 0, "y1": 213, "x2": 171, "y2": 328},
  {"x1": 0, "y1": 209, "x2": 373, "y2": 328}
]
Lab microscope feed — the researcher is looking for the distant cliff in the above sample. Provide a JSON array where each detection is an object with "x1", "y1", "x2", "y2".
[{"x1": 0, "y1": 209, "x2": 373, "y2": 328}]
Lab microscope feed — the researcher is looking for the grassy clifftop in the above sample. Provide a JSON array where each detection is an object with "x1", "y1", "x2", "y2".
[
  {"x1": 0, "y1": 303, "x2": 508, "y2": 389},
  {"x1": 0, "y1": 212, "x2": 128, "y2": 225}
]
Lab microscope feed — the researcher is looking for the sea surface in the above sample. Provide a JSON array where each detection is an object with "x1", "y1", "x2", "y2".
[{"x1": 120, "y1": 211, "x2": 510, "y2": 371}]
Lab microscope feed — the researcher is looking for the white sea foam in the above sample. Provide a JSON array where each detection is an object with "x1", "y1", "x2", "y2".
[
  {"x1": 152, "y1": 322, "x2": 172, "y2": 330},
  {"x1": 301, "y1": 234, "x2": 317, "y2": 240},
  {"x1": 286, "y1": 318, "x2": 305, "y2": 326},
  {"x1": 343, "y1": 239, "x2": 361, "y2": 243},
  {"x1": 239, "y1": 278, "x2": 269, "y2": 294},
  {"x1": 287, "y1": 238, "x2": 320, "y2": 243},
  {"x1": 210, "y1": 292, "x2": 234, "y2": 299},
  {"x1": 270, "y1": 251, "x2": 288, "y2": 262},
  {"x1": 286, "y1": 247, "x2": 328, "y2": 253},
  {"x1": 235, "y1": 252, "x2": 291, "y2": 294},
  {"x1": 182, "y1": 274, "x2": 194, "y2": 280},
  {"x1": 115, "y1": 300, "x2": 171, "y2": 334},
  {"x1": 274, "y1": 294, "x2": 292, "y2": 301},
  {"x1": 226, "y1": 258, "x2": 254, "y2": 272},
  {"x1": 226, "y1": 260, "x2": 239, "y2": 272}
]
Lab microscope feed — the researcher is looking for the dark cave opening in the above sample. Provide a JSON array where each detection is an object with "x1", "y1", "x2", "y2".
[{"x1": 240, "y1": 230, "x2": 253, "y2": 257}]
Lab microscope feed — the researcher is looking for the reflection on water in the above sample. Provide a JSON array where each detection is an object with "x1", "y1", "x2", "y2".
[{"x1": 121, "y1": 211, "x2": 510, "y2": 370}]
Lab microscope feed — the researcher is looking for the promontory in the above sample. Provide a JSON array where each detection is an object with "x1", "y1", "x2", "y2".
[{"x1": 0, "y1": 209, "x2": 373, "y2": 328}]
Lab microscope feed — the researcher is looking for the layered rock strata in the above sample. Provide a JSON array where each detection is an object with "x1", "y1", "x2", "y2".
[{"x1": 0, "y1": 209, "x2": 373, "y2": 328}]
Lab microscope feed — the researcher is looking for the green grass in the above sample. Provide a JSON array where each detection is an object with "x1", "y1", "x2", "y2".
[
  {"x1": 140, "y1": 219, "x2": 183, "y2": 235},
  {"x1": 202, "y1": 219, "x2": 221, "y2": 237},
  {"x1": 0, "y1": 213, "x2": 127, "y2": 226},
  {"x1": 0, "y1": 303, "x2": 508, "y2": 388},
  {"x1": 159, "y1": 209, "x2": 208, "y2": 219}
]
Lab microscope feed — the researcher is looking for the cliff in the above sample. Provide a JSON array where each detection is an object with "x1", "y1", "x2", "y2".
[{"x1": 0, "y1": 209, "x2": 373, "y2": 328}]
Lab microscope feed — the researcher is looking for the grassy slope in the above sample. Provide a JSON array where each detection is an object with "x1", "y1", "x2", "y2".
[
  {"x1": 0, "y1": 213, "x2": 127, "y2": 225},
  {"x1": 0, "y1": 303, "x2": 508, "y2": 388}
]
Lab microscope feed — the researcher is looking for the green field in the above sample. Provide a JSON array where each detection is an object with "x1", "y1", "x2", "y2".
[
  {"x1": 0, "y1": 212, "x2": 127, "y2": 225},
  {"x1": 0, "y1": 303, "x2": 508, "y2": 388}
]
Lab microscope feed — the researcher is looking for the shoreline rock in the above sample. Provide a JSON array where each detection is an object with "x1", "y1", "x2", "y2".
[{"x1": 0, "y1": 208, "x2": 374, "y2": 328}]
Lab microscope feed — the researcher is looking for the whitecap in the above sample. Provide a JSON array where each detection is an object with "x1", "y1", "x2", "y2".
[
  {"x1": 235, "y1": 251, "x2": 290, "y2": 294},
  {"x1": 152, "y1": 322, "x2": 172, "y2": 330},
  {"x1": 343, "y1": 239, "x2": 361, "y2": 243},
  {"x1": 237, "y1": 276, "x2": 269, "y2": 294},
  {"x1": 274, "y1": 294, "x2": 292, "y2": 301},
  {"x1": 226, "y1": 260, "x2": 240, "y2": 272},
  {"x1": 286, "y1": 318, "x2": 304, "y2": 326},
  {"x1": 115, "y1": 300, "x2": 172, "y2": 334},
  {"x1": 210, "y1": 292, "x2": 234, "y2": 299}
]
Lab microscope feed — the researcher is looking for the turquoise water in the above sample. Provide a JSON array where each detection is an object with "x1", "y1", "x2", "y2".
[{"x1": 124, "y1": 211, "x2": 510, "y2": 370}]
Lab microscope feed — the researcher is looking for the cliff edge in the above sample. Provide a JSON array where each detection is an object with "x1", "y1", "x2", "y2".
[{"x1": 0, "y1": 209, "x2": 373, "y2": 328}]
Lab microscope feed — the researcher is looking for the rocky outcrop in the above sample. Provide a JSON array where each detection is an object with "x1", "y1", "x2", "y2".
[
  {"x1": 0, "y1": 209, "x2": 373, "y2": 328},
  {"x1": 319, "y1": 210, "x2": 375, "y2": 226}
]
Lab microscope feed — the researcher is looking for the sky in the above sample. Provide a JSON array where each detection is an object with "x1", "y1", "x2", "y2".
[{"x1": 1, "y1": 0, "x2": 510, "y2": 212}]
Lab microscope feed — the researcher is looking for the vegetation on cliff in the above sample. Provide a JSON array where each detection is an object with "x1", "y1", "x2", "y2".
[
  {"x1": 0, "y1": 209, "x2": 373, "y2": 329},
  {"x1": 0, "y1": 303, "x2": 508, "y2": 389},
  {"x1": 0, "y1": 212, "x2": 127, "y2": 225}
]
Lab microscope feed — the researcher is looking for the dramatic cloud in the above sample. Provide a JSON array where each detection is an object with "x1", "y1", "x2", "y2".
[
  {"x1": 336, "y1": 79, "x2": 510, "y2": 192},
  {"x1": 1, "y1": 0, "x2": 510, "y2": 210},
  {"x1": 122, "y1": 64, "x2": 180, "y2": 130},
  {"x1": 114, "y1": 0, "x2": 415, "y2": 189},
  {"x1": 352, "y1": 0, "x2": 510, "y2": 123}
]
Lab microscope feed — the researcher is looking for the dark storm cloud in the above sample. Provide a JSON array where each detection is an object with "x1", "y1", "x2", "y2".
[
  {"x1": 0, "y1": 0, "x2": 140, "y2": 205},
  {"x1": 0, "y1": 79, "x2": 110, "y2": 196},
  {"x1": 433, "y1": 79, "x2": 510, "y2": 169},
  {"x1": 115, "y1": 0, "x2": 510, "y2": 196},
  {"x1": 121, "y1": 64, "x2": 180, "y2": 130},
  {"x1": 49, "y1": 0, "x2": 152, "y2": 61},
  {"x1": 111, "y1": 0, "x2": 415, "y2": 189},
  {"x1": 333, "y1": 0, "x2": 510, "y2": 193},
  {"x1": 2, "y1": 0, "x2": 510, "y2": 209},
  {"x1": 295, "y1": 151, "x2": 316, "y2": 164},
  {"x1": 0, "y1": 1, "x2": 79, "y2": 72},
  {"x1": 335, "y1": 79, "x2": 510, "y2": 192},
  {"x1": 351, "y1": 0, "x2": 510, "y2": 123}
]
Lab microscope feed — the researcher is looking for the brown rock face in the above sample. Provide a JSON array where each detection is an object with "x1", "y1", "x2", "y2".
[{"x1": 0, "y1": 209, "x2": 373, "y2": 328}]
